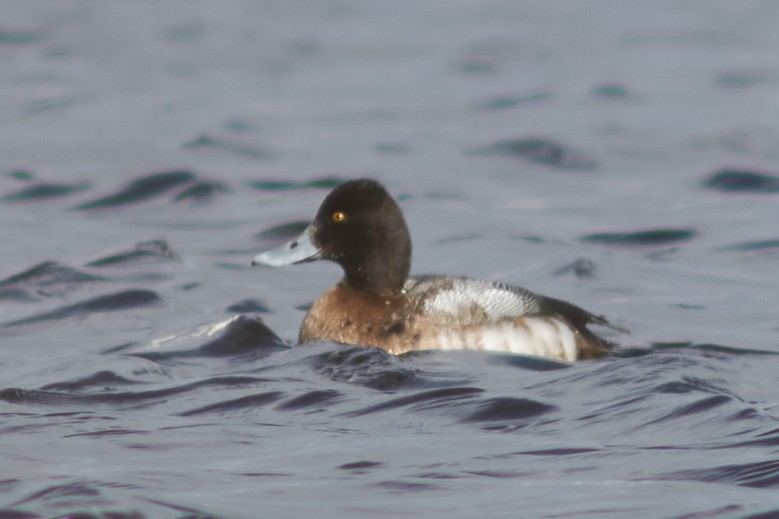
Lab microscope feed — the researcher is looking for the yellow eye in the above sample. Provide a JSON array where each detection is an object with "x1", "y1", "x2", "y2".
[{"x1": 332, "y1": 211, "x2": 347, "y2": 223}]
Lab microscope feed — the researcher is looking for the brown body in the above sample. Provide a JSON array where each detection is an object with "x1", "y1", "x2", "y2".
[{"x1": 300, "y1": 284, "x2": 612, "y2": 361}]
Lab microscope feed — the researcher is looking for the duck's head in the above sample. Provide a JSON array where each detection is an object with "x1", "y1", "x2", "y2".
[{"x1": 252, "y1": 179, "x2": 412, "y2": 296}]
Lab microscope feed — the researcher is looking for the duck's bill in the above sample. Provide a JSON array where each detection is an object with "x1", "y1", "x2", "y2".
[{"x1": 251, "y1": 224, "x2": 321, "y2": 267}]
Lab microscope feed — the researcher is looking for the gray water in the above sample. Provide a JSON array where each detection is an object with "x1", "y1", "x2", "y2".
[{"x1": 2, "y1": 1, "x2": 779, "y2": 518}]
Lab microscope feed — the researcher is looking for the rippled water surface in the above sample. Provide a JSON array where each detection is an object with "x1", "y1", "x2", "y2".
[{"x1": 3, "y1": 1, "x2": 779, "y2": 518}]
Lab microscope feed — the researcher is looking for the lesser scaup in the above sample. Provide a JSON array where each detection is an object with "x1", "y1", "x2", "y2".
[{"x1": 252, "y1": 179, "x2": 624, "y2": 361}]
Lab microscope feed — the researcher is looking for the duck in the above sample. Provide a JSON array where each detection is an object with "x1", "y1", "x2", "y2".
[{"x1": 251, "y1": 179, "x2": 623, "y2": 361}]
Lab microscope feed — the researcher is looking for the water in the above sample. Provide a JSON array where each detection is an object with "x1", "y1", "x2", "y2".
[{"x1": 2, "y1": 1, "x2": 779, "y2": 517}]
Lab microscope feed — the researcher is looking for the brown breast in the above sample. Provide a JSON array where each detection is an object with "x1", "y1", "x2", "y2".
[{"x1": 298, "y1": 285, "x2": 419, "y2": 354}]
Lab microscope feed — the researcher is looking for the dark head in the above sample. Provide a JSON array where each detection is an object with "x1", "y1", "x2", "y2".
[{"x1": 252, "y1": 179, "x2": 412, "y2": 296}]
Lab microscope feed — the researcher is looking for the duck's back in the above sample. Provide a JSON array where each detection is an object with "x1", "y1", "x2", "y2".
[{"x1": 403, "y1": 276, "x2": 543, "y2": 324}]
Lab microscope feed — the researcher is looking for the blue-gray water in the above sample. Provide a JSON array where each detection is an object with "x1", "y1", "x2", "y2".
[{"x1": 3, "y1": 1, "x2": 779, "y2": 518}]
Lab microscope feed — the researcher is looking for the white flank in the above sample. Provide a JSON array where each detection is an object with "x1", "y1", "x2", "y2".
[{"x1": 424, "y1": 317, "x2": 578, "y2": 362}]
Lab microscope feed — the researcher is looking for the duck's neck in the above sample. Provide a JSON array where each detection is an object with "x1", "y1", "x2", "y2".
[{"x1": 340, "y1": 257, "x2": 409, "y2": 297}]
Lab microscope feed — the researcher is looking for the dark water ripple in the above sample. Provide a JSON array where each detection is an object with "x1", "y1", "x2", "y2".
[
  {"x1": 373, "y1": 142, "x2": 411, "y2": 154},
  {"x1": 642, "y1": 394, "x2": 733, "y2": 427},
  {"x1": 276, "y1": 389, "x2": 343, "y2": 411},
  {"x1": 312, "y1": 346, "x2": 418, "y2": 390},
  {"x1": 655, "y1": 377, "x2": 730, "y2": 396},
  {"x1": 564, "y1": 352, "x2": 768, "y2": 435},
  {"x1": 702, "y1": 169, "x2": 779, "y2": 193},
  {"x1": 7, "y1": 481, "x2": 105, "y2": 508},
  {"x1": 41, "y1": 370, "x2": 144, "y2": 392},
  {"x1": 341, "y1": 387, "x2": 484, "y2": 418},
  {"x1": 0, "y1": 481, "x2": 218, "y2": 519},
  {"x1": 24, "y1": 95, "x2": 82, "y2": 113},
  {"x1": 7, "y1": 169, "x2": 34, "y2": 180},
  {"x1": 84, "y1": 240, "x2": 179, "y2": 268},
  {"x1": 457, "y1": 55, "x2": 497, "y2": 75},
  {"x1": 172, "y1": 180, "x2": 228, "y2": 203},
  {"x1": 552, "y1": 258, "x2": 597, "y2": 278},
  {"x1": 2, "y1": 181, "x2": 91, "y2": 202},
  {"x1": 178, "y1": 391, "x2": 285, "y2": 416},
  {"x1": 131, "y1": 315, "x2": 285, "y2": 361},
  {"x1": 717, "y1": 71, "x2": 767, "y2": 89},
  {"x1": 338, "y1": 460, "x2": 384, "y2": 471},
  {"x1": 664, "y1": 460, "x2": 779, "y2": 488},
  {"x1": 485, "y1": 353, "x2": 571, "y2": 372},
  {"x1": 74, "y1": 170, "x2": 197, "y2": 210},
  {"x1": 519, "y1": 447, "x2": 602, "y2": 456},
  {"x1": 0, "y1": 510, "x2": 37, "y2": 519},
  {"x1": 468, "y1": 137, "x2": 597, "y2": 170},
  {"x1": 197, "y1": 315, "x2": 284, "y2": 356},
  {"x1": 719, "y1": 239, "x2": 779, "y2": 253},
  {"x1": 2, "y1": 289, "x2": 161, "y2": 327},
  {"x1": 581, "y1": 228, "x2": 697, "y2": 248},
  {"x1": 225, "y1": 298, "x2": 271, "y2": 314},
  {"x1": 183, "y1": 133, "x2": 280, "y2": 160},
  {"x1": 461, "y1": 397, "x2": 557, "y2": 423},
  {"x1": 591, "y1": 83, "x2": 631, "y2": 98},
  {"x1": 0, "y1": 375, "x2": 271, "y2": 408},
  {"x1": 734, "y1": 429, "x2": 779, "y2": 449},
  {"x1": 249, "y1": 176, "x2": 344, "y2": 192},
  {"x1": 0, "y1": 262, "x2": 104, "y2": 302},
  {"x1": 0, "y1": 26, "x2": 43, "y2": 44},
  {"x1": 470, "y1": 91, "x2": 553, "y2": 110},
  {"x1": 653, "y1": 342, "x2": 779, "y2": 356}
]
